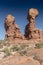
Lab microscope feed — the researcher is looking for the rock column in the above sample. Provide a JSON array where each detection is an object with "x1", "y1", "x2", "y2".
[
  {"x1": 25, "y1": 8, "x2": 40, "y2": 39},
  {"x1": 4, "y1": 15, "x2": 24, "y2": 43}
]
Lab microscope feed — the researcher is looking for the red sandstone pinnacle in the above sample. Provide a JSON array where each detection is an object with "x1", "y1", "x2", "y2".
[
  {"x1": 27, "y1": 8, "x2": 39, "y2": 20},
  {"x1": 25, "y1": 8, "x2": 43, "y2": 39},
  {"x1": 4, "y1": 14, "x2": 25, "y2": 43}
]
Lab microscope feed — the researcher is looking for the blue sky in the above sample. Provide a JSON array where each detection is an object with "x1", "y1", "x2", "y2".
[{"x1": 0, "y1": 0, "x2": 43, "y2": 40}]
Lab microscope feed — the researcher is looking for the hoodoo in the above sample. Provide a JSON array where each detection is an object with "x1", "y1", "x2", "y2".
[
  {"x1": 4, "y1": 15, "x2": 24, "y2": 43},
  {"x1": 25, "y1": 8, "x2": 43, "y2": 39}
]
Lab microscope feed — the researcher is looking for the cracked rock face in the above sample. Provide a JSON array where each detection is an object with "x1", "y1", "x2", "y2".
[
  {"x1": 25, "y1": 8, "x2": 43, "y2": 39},
  {"x1": 4, "y1": 15, "x2": 24, "y2": 43}
]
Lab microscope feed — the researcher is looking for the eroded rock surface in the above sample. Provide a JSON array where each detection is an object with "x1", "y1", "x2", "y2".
[
  {"x1": 4, "y1": 8, "x2": 43, "y2": 44},
  {"x1": 4, "y1": 15, "x2": 24, "y2": 43},
  {"x1": 25, "y1": 8, "x2": 43, "y2": 40}
]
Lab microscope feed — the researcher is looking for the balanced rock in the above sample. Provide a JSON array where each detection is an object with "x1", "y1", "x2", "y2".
[
  {"x1": 4, "y1": 15, "x2": 24, "y2": 43},
  {"x1": 25, "y1": 8, "x2": 43, "y2": 39}
]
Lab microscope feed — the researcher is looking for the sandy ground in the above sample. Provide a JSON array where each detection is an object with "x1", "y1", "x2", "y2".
[{"x1": 0, "y1": 47, "x2": 43, "y2": 65}]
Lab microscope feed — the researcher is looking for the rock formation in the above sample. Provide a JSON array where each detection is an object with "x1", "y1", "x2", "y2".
[
  {"x1": 4, "y1": 15, "x2": 24, "y2": 43},
  {"x1": 4, "y1": 8, "x2": 43, "y2": 44},
  {"x1": 25, "y1": 8, "x2": 43, "y2": 39}
]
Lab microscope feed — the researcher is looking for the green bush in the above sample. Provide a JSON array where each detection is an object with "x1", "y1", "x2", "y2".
[
  {"x1": 10, "y1": 44, "x2": 28, "y2": 56},
  {"x1": 0, "y1": 40, "x2": 3, "y2": 48},
  {"x1": 19, "y1": 50, "x2": 27, "y2": 56},
  {"x1": 35, "y1": 43, "x2": 43, "y2": 48},
  {"x1": 20, "y1": 44, "x2": 27, "y2": 50},
  {"x1": 3, "y1": 38, "x2": 10, "y2": 46},
  {"x1": 33, "y1": 54, "x2": 42, "y2": 64},
  {"x1": 33, "y1": 54, "x2": 39, "y2": 60},
  {"x1": 2, "y1": 48, "x2": 11, "y2": 56},
  {"x1": 10, "y1": 45, "x2": 19, "y2": 52}
]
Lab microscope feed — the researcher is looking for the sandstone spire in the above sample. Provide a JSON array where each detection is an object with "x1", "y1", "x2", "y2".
[
  {"x1": 4, "y1": 15, "x2": 24, "y2": 43},
  {"x1": 27, "y1": 8, "x2": 39, "y2": 31},
  {"x1": 25, "y1": 8, "x2": 43, "y2": 39}
]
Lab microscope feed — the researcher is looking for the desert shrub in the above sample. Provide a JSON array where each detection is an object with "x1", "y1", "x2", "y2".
[
  {"x1": 11, "y1": 44, "x2": 26, "y2": 51},
  {"x1": 35, "y1": 43, "x2": 43, "y2": 48},
  {"x1": 20, "y1": 44, "x2": 29, "y2": 50},
  {"x1": 33, "y1": 54, "x2": 39, "y2": 60},
  {"x1": 33, "y1": 54, "x2": 42, "y2": 64},
  {"x1": 10, "y1": 45, "x2": 19, "y2": 52},
  {"x1": 2, "y1": 48, "x2": 11, "y2": 56},
  {"x1": 20, "y1": 44, "x2": 26, "y2": 49},
  {"x1": 19, "y1": 50, "x2": 27, "y2": 56},
  {"x1": 10, "y1": 44, "x2": 29, "y2": 56},
  {"x1": 3, "y1": 38, "x2": 10, "y2": 46},
  {"x1": 0, "y1": 40, "x2": 3, "y2": 48}
]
